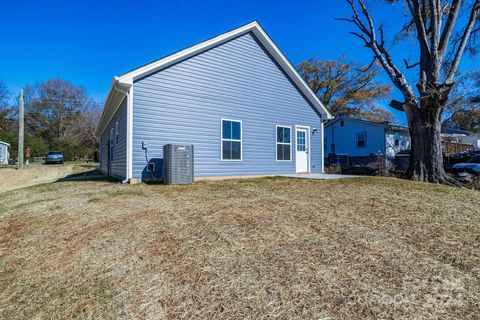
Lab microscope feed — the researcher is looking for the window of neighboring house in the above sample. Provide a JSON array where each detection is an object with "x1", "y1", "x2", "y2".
[
  {"x1": 340, "y1": 120, "x2": 344, "y2": 127},
  {"x1": 221, "y1": 119, "x2": 242, "y2": 161},
  {"x1": 356, "y1": 132, "x2": 367, "y2": 148},
  {"x1": 331, "y1": 144, "x2": 336, "y2": 154},
  {"x1": 115, "y1": 122, "x2": 119, "y2": 145},
  {"x1": 394, "y1": 132, "x2": 400, "y2": 146},
  {"x1": 276, "y1": 126, "x2": 291, "y2": 161}
]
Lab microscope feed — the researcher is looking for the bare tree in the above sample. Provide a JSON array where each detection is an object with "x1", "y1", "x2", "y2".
[
  {"x1": 339, "y1": 0, "x2": 480, "y2": 183},
  {"x1": 24, "y1": 79, "x2": 101, "y2": 159},
  {"x1": 297, "y1": 56, "x2": 393, "y2": 122}
]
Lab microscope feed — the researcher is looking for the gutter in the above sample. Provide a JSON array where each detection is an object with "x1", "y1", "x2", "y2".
[{"x1": 111, "y1": 84, "x2": 131, "y2": 184}]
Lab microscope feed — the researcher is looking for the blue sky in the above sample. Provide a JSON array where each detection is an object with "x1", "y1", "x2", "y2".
[{"x1": 0, "y1": 0, "x2": 477, "y2": 124}]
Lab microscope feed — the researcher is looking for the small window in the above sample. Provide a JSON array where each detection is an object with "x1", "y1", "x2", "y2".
[
  {"x1": 276, "y1": 126, "x2": 291, "y2": 161},
  {"x1": 297, "y1": 130, "x2": 306, "y2": 151},
  {"x1": 394, "y1": 132, "x2": 400, "y2": 147},
  {"x1": 356, "y1": 132, "x2": 367, "y2": 148},
  {"x1": 221, "y1": 119, "x2": 242, "y2": 160},
  {"x1": 331, "y1": 144, "x2": 336, "y2": 153},
  {"x1": 340, "y1": 120, "x2": 344, "y2": 127},
  {"x1": 115, "y1": 122, "x2": 119, "y2": 145}
]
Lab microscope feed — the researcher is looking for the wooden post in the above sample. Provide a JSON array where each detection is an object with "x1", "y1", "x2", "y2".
[{"x1": 18, "y1": 89, "x2": 24, "y2": 170}]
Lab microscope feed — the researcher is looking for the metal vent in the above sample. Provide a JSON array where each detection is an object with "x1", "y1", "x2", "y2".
[{"x1": 163, "y1": 144, "x2": 194, "y2": 185}]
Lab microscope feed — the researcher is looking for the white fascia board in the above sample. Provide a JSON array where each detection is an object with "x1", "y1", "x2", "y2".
[
  {"x1": 250, "y1": 24, "x2": 332, "y2": 120},
  {"x1": 95, "y1": 78, "x2": 118, "y2": 137},
  {"x1": 116, "y1": 21, "x2": 332, "y2": 119},
  {"x1": 116, "y1": 22, "x2": 260, "y2": 84},
  {"x1": 95, "y1": 78, "x2": 131, "y2": 137}
]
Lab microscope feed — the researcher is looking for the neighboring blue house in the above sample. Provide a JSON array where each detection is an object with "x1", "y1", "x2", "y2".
[
  {"x1": 324, "y1": 117, "x2": 410, "y2": 166},
  {"x1": 0, "y1": 141, "x2": 10, "y2": 164},
  {"x1": 96, "y1": 21, "x2": 332, "y2": 182}
]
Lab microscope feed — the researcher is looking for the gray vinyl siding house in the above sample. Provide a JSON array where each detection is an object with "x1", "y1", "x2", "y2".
[
  {"x1": 96, "y1": 21, "x2": 332, "y2": 182},
  {"x1": 99, "y1": 98, "x2": 127, "y2": 180}
]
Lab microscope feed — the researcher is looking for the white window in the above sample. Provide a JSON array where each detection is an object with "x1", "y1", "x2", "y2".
[
  {"x1": 221, "y1": 119, "x2": 242, "y2": 161},
  {"x1": 115, "y1": 122, "x2": 119, "y2": 145},
  {"x1": 356, "y1": 132, "x2": 367, "y2": 148},
  {"x1": 276, "y1": 126, "x2": 291, "y2": 161}
]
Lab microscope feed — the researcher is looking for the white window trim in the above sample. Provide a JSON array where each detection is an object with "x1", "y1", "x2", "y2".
[
  {"x1": 221, "y1": 118, "x2": 243, "y2": 161},
  {"x1": 356, "y1": 132, "x2": 367, "y2": 148},
  {"x1": 276, "y1": 125, "x2": 292, "y2": 162}
]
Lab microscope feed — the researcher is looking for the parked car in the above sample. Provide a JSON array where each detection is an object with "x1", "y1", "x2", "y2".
[
  {"x1": 451, "y1": 155, "x2": 480, "y2": 174},
  {"x1": 45, "y1": 151, "x2": 64, "y2": 164}
]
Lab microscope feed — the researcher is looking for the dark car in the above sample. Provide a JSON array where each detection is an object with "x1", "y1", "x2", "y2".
[
  {"x1": 45, "y1": 151, "x2": 64, "y2": 164},
  {"x1": 452, "y1": 155, "x2": 480, "y2": 174}
]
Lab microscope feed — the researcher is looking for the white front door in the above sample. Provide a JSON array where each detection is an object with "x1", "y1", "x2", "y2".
[{"x1": 296, "y1": 128, "x2": 308, "y2": 173}]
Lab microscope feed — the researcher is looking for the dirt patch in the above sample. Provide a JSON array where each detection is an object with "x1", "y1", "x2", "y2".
[{"x1": 0, "y1": 164, "x2": 96, "y2": 193}]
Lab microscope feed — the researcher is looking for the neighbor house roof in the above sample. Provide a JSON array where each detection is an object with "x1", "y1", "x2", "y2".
[
  {"x1": 0, "y1": 141, "x2": 10, "y2": 147},
  {"x1": 325, "y1": 116, "x2": 409, "y2": 131},
  {"x1": 441, "y1": 127, "x2": 475, "y2": 136},
  {"x1": 95, "y1": 21, "x2": 332, "y2": 137}
]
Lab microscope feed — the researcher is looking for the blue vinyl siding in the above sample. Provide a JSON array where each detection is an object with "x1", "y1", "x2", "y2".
[
  {"x1": 100, "y1": 98, "x2": 127, "y2": 180},
  {"x1": 324, "y1": 118, "x2": 386, "y2": 157},
  {"x1": 132, "y1": 32, "x2": 323, "y2": 180}
]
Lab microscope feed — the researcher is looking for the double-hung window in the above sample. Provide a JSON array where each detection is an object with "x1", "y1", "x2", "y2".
[
  {"x1": 356, "y1": 132, "x2": 367, "y2": 148},
  {"x1": 221, "y1": 119, "x2": 242, "y2": 161},
  {"x1": 276, "y1": 126, "x2": 291, "y2": 161}
]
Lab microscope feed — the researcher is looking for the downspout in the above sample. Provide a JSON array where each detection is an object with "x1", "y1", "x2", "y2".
[
  {"x1": 320, "y1": 118, "x2": 326, "y2": 173},
  {"x1": 112, "y1": 84, "x2": 131, "y2": 184}
]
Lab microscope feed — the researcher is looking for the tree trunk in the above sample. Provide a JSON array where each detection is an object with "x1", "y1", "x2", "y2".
[{"x1": 406, "y1": 102, "x2": 449, "y2": 183}]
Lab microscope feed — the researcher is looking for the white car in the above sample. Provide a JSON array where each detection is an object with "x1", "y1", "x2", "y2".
[{"x1": 453, "y1": 155, "x2": 480, "y2": 174}]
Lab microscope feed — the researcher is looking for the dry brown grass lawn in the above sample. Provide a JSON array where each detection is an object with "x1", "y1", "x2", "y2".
[{"x1": 0, "y1": 166, "x2": 479, "y2": 319}]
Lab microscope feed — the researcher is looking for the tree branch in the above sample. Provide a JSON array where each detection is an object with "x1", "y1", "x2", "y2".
[
  {"x1": 389, "y1": 100, "x2": 407, "y2": 112},
  {"x1": 438, "y1": 0, "x2": 463, "y2": 62},
  {"x1": 339, "y1": 0, "x2": 418, "y2": 108},
  {"x1": 403, "y1": 59, "x2": 421, "y2": 69},
  {"x1": 446, "y1": 0, "x2": 480, "y2": 84},
  {"x1": 407, "y1": 0, "x2": 431, "y2": 56}
]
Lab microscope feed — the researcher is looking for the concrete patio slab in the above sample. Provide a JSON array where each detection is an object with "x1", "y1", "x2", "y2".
[{"x1": 280, "y1": 173, "x2": 360, "y2": 180}]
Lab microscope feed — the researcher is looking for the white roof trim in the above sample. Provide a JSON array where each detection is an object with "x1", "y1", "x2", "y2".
[
  {"x1": 96, "y1": 21, "x2": 332, "y2": 136},
  {"x1": 0, "y1": 141, "x2": 10, "y2": 147},
  {"x1": 118, "y1": 21, "x2": 331, "y2": 119}
]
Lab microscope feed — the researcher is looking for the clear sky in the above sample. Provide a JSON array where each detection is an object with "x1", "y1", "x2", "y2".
[{"x1": 0, "y1": 0, "x2": 477, "y2": 124}]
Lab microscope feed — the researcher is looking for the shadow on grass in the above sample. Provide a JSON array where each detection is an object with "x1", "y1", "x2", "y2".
[{"x1": 56, "y1": 169, "x2": 118, "y2": 183}]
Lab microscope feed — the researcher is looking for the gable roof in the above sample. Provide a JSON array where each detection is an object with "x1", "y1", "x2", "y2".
[
  {"x1": 96, "y1": 21, "x2": 332, "y2": 136},
  {"x1": 442, "y1": 127, "x2": 476, "y2": 136},
  {"x1": 325, "y1": 116, "x2": 409, "y2": 132},
  {"x1": 0, "y1": 141, "x2": 10, "y2": 147}
]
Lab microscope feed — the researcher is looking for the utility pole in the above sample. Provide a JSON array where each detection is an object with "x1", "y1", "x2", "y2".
[{"x1": 18, "y1": 89, "x2": 24, "y2": 170}]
